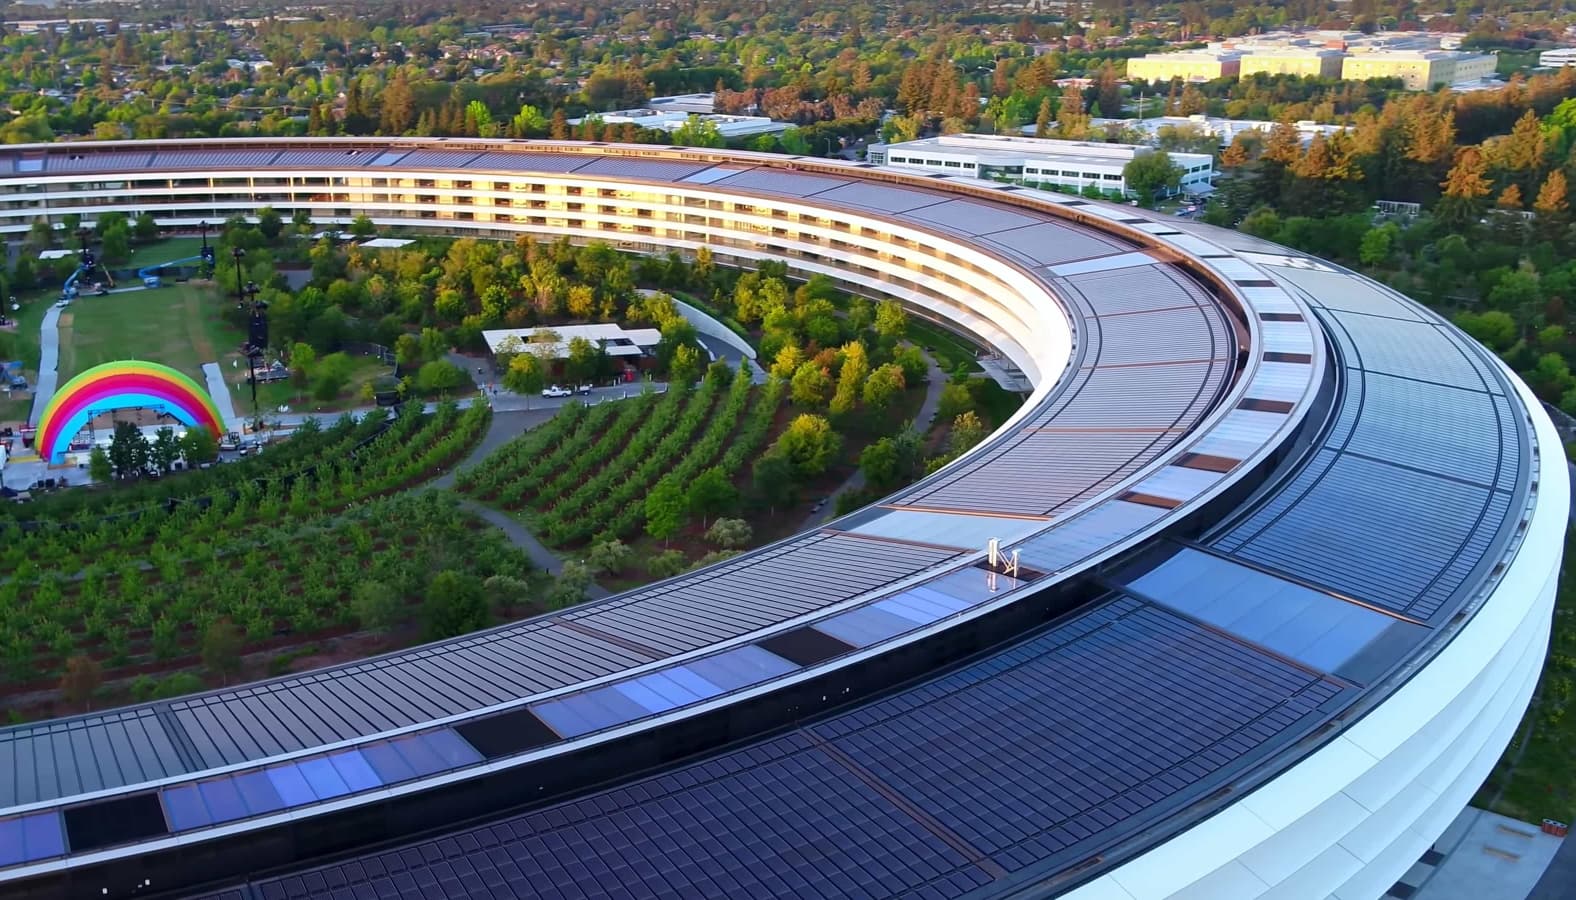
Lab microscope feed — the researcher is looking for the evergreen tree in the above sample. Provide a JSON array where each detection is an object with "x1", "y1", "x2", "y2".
[{"x1": 1435, "y1": 146, "x2": 1493, "y2": 229}]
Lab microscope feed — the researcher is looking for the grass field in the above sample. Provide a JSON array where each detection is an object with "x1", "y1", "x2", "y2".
[{"x1": 58, "y1": 283, "x2": 244, "y2": 383}]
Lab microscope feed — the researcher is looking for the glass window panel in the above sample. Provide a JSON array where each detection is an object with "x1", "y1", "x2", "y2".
[
  {"x1": 21, "y1": 813, "x2": 63, "y2": 861},
  {"x1": 327, "y1": 751, "x2": 383, "y2": 793},
  {"x1": 197, "y1": 778, "x2": 248, "y2": 824},
  {"x1": 388, "y1": 735, "x2": 445, "y2": 776},
  {"x1": 421, "y1": 729, "x2": 483, "y2": 768},
  {"x1": 264, "y1": 764, "x2": 317, "y2": 807},
  {"x1": 686, "y1": 645, "x2": 796, "y2": 692},
  {"x1": 161, "y1": 784, "x2": 212, "y2": 831},
  {"x1": 816, "y1": 607, "x2": 915, "y2": 647},
  {"x1": 661, "y1": 666, "x2": 722, "y2": 699},
  {"x1": 530, "y1": 700, "x2": 599, "y2": 738},
  {"x1": 908, "y1": 585, "x2": 974, "y2": 613},
  {"x1": 0, "y1": 817, "x2": 24, "y2": 867},
  {"x1": 558, "y1": 687, "x2": 646, "y2": 731},
  {"x1": 612, "y1": 680, "x2": 678, "y2": 714},
  {"x1": 929, "y1": 569, "x2": 1024, "y2": 603},
  {"x1": 231, "y1": 771, "x2": 284, "y2": 816},
  {"x1": 295, "y1": 758, "x2": 350, "y2": 800},
  {"x1": 630, "y1": 673, "x2": 699, "y2": 706},
  {"x1": 361, "y1": 742, "x2": 418, "y2": 784}
]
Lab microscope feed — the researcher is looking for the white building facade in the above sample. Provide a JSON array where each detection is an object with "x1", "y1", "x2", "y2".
[{"x1": 873, "y1": 133, "x2": 1213, "y2": 199}]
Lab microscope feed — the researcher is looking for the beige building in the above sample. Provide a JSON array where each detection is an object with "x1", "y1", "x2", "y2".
[
  {"x1": 1239, "y1": 50, "x2": 1346, "y2": 80},
  {"x1": 1126, "y1": 51, "x2": 1242, "y2": 84},
  {"x1": 1341, "y1": 50, "x2": 1497, "y2": 90}
]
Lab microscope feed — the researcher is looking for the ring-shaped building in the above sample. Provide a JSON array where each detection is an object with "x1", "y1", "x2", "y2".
[{"x1": 0, "y1": 138, "x2": 1564, "y2": 900}]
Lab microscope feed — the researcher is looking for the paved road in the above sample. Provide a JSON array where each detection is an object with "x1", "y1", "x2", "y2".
[
  {"x1": 802, "y1": 348, "x2": 947, "y2": 529},
  {"x1": 26, "y1": 305, "x2": 61, "y2": 427}
]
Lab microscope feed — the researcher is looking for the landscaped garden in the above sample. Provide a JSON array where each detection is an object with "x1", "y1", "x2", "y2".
[{"x1": 0, "y1": 219, "x2": 1022, "y2": 724}]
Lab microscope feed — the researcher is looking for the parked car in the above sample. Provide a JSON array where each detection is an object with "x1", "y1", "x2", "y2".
[
  {"x1": 577, "y1": 384, "x2": 593, "y2": 395},
  {"x1": 541, "y1": 385, "x2": 572, "y2": 398}
]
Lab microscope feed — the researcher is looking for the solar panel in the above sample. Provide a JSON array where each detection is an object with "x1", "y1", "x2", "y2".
[{"x1": 62, "y1": 793, "x2": 166, "y2": 852}]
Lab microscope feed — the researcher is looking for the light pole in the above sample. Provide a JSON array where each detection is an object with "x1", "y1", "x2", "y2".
[
  {"x1": 230, "y1": 246, "x2": 246, "y2": 310},
  {"x1": 199, "y1": 221, "x2": 213, "y2": 276},
  {"x1": 240, "y1": 281, "x2": 265, "y2": 433}
]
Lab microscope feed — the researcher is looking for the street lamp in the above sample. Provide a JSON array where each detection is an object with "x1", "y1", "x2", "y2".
[
  {"x1": 199, "y1": 221, "x2": 213, "y2": 276},
  {"x1": 230, "y1": 246, "x2": 246, "y2": 310},
  {"x1": 239, "y1": 280, "x2": 266, "y2": 433}
]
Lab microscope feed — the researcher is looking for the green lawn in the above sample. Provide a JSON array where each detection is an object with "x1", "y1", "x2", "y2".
[
  {"x1": 58, "y1": 282, "x2": 244, "y2": 383},
  {"x1": 117, "y1": 236, "x2": 213, "y2": 277},
  {"x1": 908, "y1": 317, "x2": 983, "y2": 374},
  {"x1": 245, "y1": 355, "x2": 393, "y2": 415}
]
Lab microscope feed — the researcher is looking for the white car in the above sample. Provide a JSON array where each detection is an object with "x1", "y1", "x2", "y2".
[{"x1": 541, "y1": 385, "x2": 572, "y2": 398}]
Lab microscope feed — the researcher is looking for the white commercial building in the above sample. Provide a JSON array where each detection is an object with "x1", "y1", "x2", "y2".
[
  {"x1": 872, "y1": 133, "x2": 1214, "y2": 199},
  {"x1": 1539, "y1": 48, "x2": 1576, "y2": 68},
  {"x1": 567, "y1": 108, "x2": 786, "y2": 139},
  {"x1": 1085, "y1": 114, "x2": 1350, "y2": 149},
  {"x1": 481, "y1": 323, "x2": 661, "y2": 360}
]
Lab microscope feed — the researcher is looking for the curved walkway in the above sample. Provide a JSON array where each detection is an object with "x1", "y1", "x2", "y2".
[
  {"x1": 430, "y1": 405, "x2": 611, "y2": 599},
  {"x1": 26, "y1": 305, "x2": 61, "y2": 427}
]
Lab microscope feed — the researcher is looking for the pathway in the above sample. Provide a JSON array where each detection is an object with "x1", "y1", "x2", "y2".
[
  {"x1": 27, "y1": 305, "x2": 61, "y2": 427},
  {"x1": 201, "y1": 362, "x2": 240, "y2": 432},
  {"x1": 801, "y1": 348, "x2": 947, "y2": 529},
  {"x1": 426, "y1": 404, "x2": 611, "y2": 600}
]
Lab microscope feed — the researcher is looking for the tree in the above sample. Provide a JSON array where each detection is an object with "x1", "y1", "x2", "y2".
[
  {"x1": 503, "y1": 351, "x2": 545, "y2": 399},
  {"x1": 180, "y1": 428, "x2": 218, "y2": 466},
  {"x1": 416, "y1": 359, "x2": 465, "y2": 395},
  {"x1": 950, "y1": 411, "x2": 988, "y2": 455},
  {"x1": 860, "y1": 437, "x2": 902, "y2": 491},
  {"x1": 289, "y1": 342, "x2": 317, "y2": 391},
  {"x1": 1033, "y1": 96, "x2": 1052, "y2": 138},
  {"x1": 107, "y1": 420, "x2": 150, "y2": 480},
  {"x1": 586, "y1": 539, "x2": 633, "y2": 576},
  {"x1": 873, "y1": 300, "x2": 908, "y2": 342},
  {"x1": 482, "y1": 575, "x2": 538, "y2": 615},
  {"x1": 1453, "y1": 310, "x2": 1516, "y2": 352},
  {"x1": 201, "y1": 617, "x2": 245, "y2": 685},
  {"x1": 1535, "y1": 170, "x2": 1569, "y2": 219},
  {"x1": 99, "y1": 224, "x2": 131, "y2": 265},
  {"x1": 752, "y1": 452, "x2": 797, "y2": 513},
  {"x1": 312, "y1": 352, "x2": 356, "y2": 401},
  {"x1": 150, "y1": 427, "x2": 181, "y2": 474},
  {"x1": 58, "y1": 655, "x2": 103, "y2": 713},
  {"x1": 862, "y1": 363, "x2": 907, "y2": 415},
  {"x1": 830, "y1": 342, "x2": 869, "y2": 416},
  {"x1": 1358, "y1": 224, "x2": 1398, "y2": 268},
  {"x1": 548, "y1": 561, "x2": 593, "y2": 608},
  {"x1": 772, "y1": 414, "x2": 841, "y2": 480},
  {"x1": 565, "y1": 336, "x2": 599, "y2": 383},
  {"x1": 705, "y1": 518, "x2": 752, "y2": 549},
  {"x1": 349, "y1": 213, "x2": 377, "y2": 239},
  {"x1": 351, "y1": 579, "x2": 401, "y2": 634},
  {"x1": 422, "y1": 570, "x2": 489, "y2": 639},
  {"x1": 646, "y1": 550, "x2": 688, "y2": 580},
  {"x1": 671, "y1": 114, "x2": 725, "y2": 148},
  {"x1": 256, "y1": 206, "x2": 283, "y2": 242},
  {"x1": 1056, "y1": 83, "x2": 1089, "y2": 138},
  {"x1": 791, "y1": 361, "x2": 832, "y2": 407},
  {"x1": 686, "y1": 466, "x2": 737, "y2": 527},
  {"x1": 1123, "y1": 152, "x2": 1183, "y2": 207},
  {"x1": 669, "y1": 343, "x2": 703, "y2": 384},
  {"x1": 1436, "y1": 147, "x2": 1492, "y2": 229},
  {"x1": 645, "y1": 473, "x2": 687, "y2": 543},
  {"x1": 394, "y1": 332, "x2": 423, "y2": 368},
  {"x1": 133, "y1": 212, "x2": 159, "y2": 242},
  {"x1": 771, "y1": 344, "x2": 805, "y2": 380},
  {"x1": 936, "y1": 382, "x2": 974, "y2": 421},
  {"x1": 512, "y1": 104, "x2": 547, "y2": 137},
  {"x1": 88, "y1": 446, "x2": 112, "y2": 482}
]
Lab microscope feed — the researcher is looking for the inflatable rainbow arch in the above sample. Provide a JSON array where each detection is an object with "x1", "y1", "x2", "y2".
[{"x1": 36, "y1": 361, "x2": 225, "y2": 464}]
